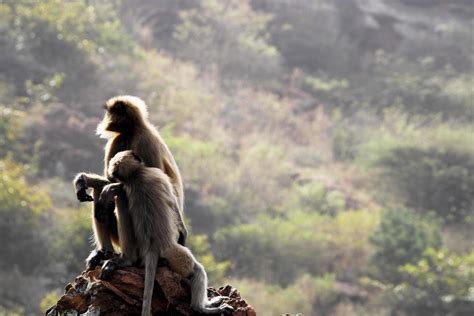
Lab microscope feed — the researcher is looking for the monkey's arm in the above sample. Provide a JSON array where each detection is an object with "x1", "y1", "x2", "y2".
[{"x1": 73, "y1": 172, "x2": 111, "y2": 202}]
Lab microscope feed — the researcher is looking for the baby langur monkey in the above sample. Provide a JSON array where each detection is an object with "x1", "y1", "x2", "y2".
[{"x1": 96, "y1": 150, "x2": 234, "y2": 316}]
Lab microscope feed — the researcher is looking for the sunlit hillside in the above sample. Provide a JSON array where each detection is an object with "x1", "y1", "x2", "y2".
[{"x1": 0, "y1": 1, "x2": 473, "y2": 315}]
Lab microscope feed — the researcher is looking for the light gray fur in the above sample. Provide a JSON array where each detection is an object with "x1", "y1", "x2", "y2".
[
  {"x1": 142, "y1": 251, "x2": 158, "y2": 316},
  {"x1": 123, "y1": 167, "x2": 179, "y2": 257}
]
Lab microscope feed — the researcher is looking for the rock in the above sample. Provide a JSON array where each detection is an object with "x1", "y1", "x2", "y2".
[{"x1": 45, "y1": 266, "x2": 256, "y2": 316}]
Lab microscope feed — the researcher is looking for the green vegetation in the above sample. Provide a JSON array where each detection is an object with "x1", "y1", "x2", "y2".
[
  {"x1": 369, "y1": 208, "x2": 442, "y2": 283},
  {"x1": 0, "y1": 0, "x2": 472, "y2": 315}
]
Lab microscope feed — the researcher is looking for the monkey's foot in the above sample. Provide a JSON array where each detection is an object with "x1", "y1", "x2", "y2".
[
  {"x1": 215, "y1": 303, "x2": 234, "y2": 314},
  {"x1": 207, "y1": 296, "x2": 227, "y2": 307},
  {"x1": 99, "y1": 260, "x2": 115, "y2": 280},
  {"x1": 86, "y1": 249, "x2": 113, "y2": 271},
  {"x1": 100, "y1": 257, "x2": 133, "y2": 280}
]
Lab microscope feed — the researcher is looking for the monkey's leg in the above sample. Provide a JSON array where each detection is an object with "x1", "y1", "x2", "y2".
[
  {"x1": 163, "y1": 246, "x2": 234, "y2": 315},
  {"x1": 74, "y1": 174, "x2": 118, "y2": 270},
  {"x1": 87, "y1": 186, "x2": 118, "y2": 270}
]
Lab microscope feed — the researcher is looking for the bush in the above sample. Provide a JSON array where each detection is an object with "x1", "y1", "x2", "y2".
[
  {"x1": 391, "y1": 248, "x2": 474, "y2": 316},
  {"x1": 369, "y1": 208, "x2": 442, "y2": 283},
  {"x1": 377, "y1": 146, "x2": 474, "y2": 223},
  {"x1": 173, "y1": 0, "x2": 282, "y2": 82},
  {"x1": 215, "y1": 210, "x2": 377, "y2": 285},
  {"x1": 49, "y1": 205, "x2": 92, "y2": 276},
  {"x1": 186, "y1": 234, "x2": 230, "y2": 285},
  {"x1": 0, "y1": 159, "x2": 51, "y2": 274},
  {"x1": 289, "y1": 181, "x2": 346, "y2": 216}
]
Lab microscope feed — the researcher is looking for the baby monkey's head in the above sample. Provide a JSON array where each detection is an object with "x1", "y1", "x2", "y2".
[{"x1": 108, "y1": 150, "x2": 143, "y2": 181}]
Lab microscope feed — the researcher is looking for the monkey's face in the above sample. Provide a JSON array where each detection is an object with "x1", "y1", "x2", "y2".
[
  {"x1": 108, "y1": 150, "x2": 143, "y2": 181},
  {"x1": 97, "y1": 96, "x2": 148, "y2": 137},
  {"x1": 99, "y1": 100, "x2": 130, "y2": 133}
]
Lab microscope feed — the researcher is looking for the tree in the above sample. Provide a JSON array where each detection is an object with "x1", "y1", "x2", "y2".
[
  {"x1": 369, "y1": 208, "x2": 442, "y2": 283},
  {"x1": 0, "y1": 159, "x2": 51, "y2": 274},
  {"x1": 392, "y1": 248, "x2": 474, "y2": 316}
]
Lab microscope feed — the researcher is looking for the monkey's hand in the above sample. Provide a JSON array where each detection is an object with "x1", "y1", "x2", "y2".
[{"x1": 74, "y1": 173, "x2": 93, "y2": 202}]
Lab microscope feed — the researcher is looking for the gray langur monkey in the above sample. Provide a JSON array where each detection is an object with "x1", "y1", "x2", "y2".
[
  {"x1": 73, "y1": 95, "x2": 187, "y2": 270},
  {"x1": 95, "y1": 150, "x2": 234, "y2": 316}
]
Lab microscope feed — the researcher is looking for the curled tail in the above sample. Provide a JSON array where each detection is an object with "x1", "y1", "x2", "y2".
[
  {"x1": 190, "y1": 262, "x2": 234, "y2": 314},
  {"x1": 141, "y1": 251, "x2": 158, "y2": 316}
]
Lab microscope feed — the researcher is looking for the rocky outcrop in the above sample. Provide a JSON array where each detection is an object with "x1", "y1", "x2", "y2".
[{"x1": 45, "y1": 266, "x2": 256, "y2": 316}]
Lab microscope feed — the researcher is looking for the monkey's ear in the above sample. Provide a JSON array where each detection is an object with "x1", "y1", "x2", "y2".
[{"x1": 132, "y1": 152, "x2": 143, "y2": 163}]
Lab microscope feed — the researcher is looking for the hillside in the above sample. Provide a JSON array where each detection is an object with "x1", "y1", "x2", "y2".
[{"x1": 0, "y1": 1, "x2": 473, "y2": 315}]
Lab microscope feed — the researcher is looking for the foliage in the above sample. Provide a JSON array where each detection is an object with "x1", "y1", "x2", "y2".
[
  {"x1": 0, "y1": 159, "x2": 51, "y2": 274},
  {"x1": 391, "y1": 249, "x2": 474, "y2": 316},
  {"x1": 215, "y1": 210, "x2": 377, "y2": 285},
  {"x1": 39, "y1": 291, "x2": 61, "y2": 314},
  {"x1": 186, "y1": 234, "x2": 230, "y2": 285},
  {"x1": 229, "y1": 275, "x2": 319, "y2": 315},
  {"x1": 49, "y1": 205, "x2": 92, "y2": 276},
  {"x1": 0, "y1": 0, "x2": 472, "y2": 314},
  {"x1": 360, "y1": 118, "x2": 474, "y2": 224},
  {"x1": 0, "y1": 105, "x2": 24, "y2": 159},
  {"x1": 369, "y1": 208, "x2": 442, "y2": 283},
  {"x1": 173, "y1": 0, "x2": 281, "y2": 82},
  {"x1": 374, "y1": 56, "x2": 474, "y2": 119},
  {"x1": 377, "y1": 146, "x2": 474, "y2": 223},
  {"x1": 288, "y1": 181, "x2": 347, "y2": 216}
]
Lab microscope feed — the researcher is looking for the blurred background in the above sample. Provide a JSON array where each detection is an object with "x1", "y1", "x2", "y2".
[{"x1": 0, "y1": 0, "x2": 473, "y2": 315}]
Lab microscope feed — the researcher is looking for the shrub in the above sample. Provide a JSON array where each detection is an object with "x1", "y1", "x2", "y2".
[
  {"x1": 0, "y1": 159, "x2": 51, "y2": 274},
  {"x1": 391, "y1": 248, "x2": 474, "y2": 316},
  {"x1": 377, "y1": 146, "x2": 474, "y2": 223},
  {"x1": 215, "y1": 210, "x2": 377, "y2": 285},
  {"x1": 369, "y1": 208, "x2": 442, "y2": 283}
]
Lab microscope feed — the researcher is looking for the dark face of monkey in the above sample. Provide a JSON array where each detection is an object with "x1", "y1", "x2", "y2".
[
  {"x1": 102, "y1": 101, "x2": 130, "y2": 132},
  {"x1": 108, "y1": 150, "x2": 143, "y2": 181},
  {"x1": 97, "y1": 96, "x2": 149, "y2": 136}
]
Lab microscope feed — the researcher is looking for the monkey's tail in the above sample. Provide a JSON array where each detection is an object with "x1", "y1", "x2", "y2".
[
  {"x1": 190, "y1": 261, "x2": 209, "y2": 312},
  {"x1": 141, "y1": 251, "x2": 158, "y2": 316}
]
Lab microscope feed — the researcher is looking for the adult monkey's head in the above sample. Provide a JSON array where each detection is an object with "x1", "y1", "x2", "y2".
[{"x1": 97, "y1": 95, "x2": 149, "y2": 137}]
